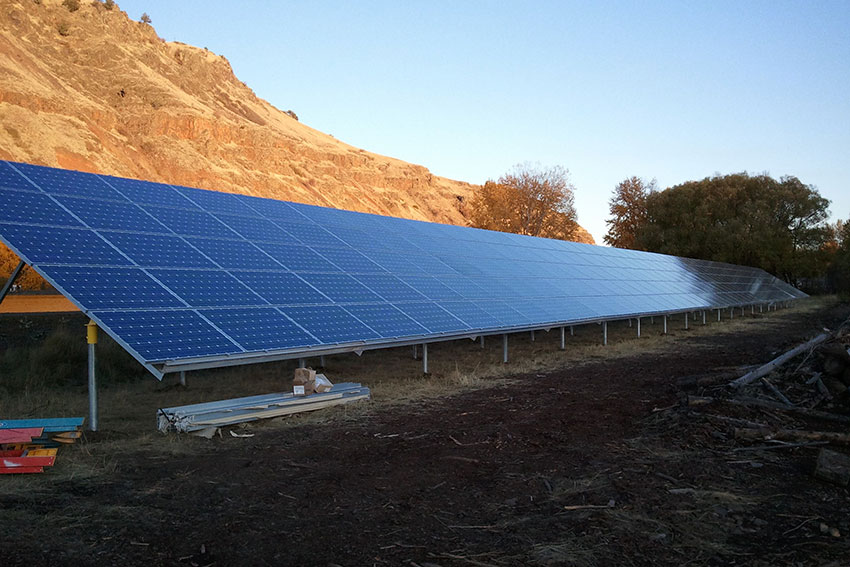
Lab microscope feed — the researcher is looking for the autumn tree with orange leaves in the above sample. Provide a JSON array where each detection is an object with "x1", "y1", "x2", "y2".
[{"x1": 469, "y1": 163, "x2": 579, "y2": 241}]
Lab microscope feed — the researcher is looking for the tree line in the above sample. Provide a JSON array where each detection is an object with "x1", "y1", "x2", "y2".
[
  {"x1": 603, "y1": 173, "x2": 847, "y2": 291},
  {"x1": 469, "y1": 165, "x2": 846, "y2": 292}
]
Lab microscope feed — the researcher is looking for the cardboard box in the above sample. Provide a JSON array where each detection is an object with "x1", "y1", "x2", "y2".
[
  {"x1": 293, "y1": 367, "x2": 316, "y2": 396},
  {"x1": 314, "y1": 374, "x2": 333, "y2": 393}
]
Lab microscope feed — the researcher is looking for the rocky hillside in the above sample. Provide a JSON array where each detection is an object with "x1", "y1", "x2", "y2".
[{"x1": 0, "y1": 0, "x2": 594, "y2": 244}]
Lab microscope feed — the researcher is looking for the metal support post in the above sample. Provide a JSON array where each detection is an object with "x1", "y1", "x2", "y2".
[
  {"x1": 86, "y1": 320, "x2": 98, "y2": 432},
  {"x1": 741, "y1": 306, "x2": 745, "y2": 316},
  {"x1": 0, "y1": 260, "x2": 25, "y2": 305},
  {"x1": 560, "y1": 326, "x2": 565, "y2": 350},
  {"x1": 502, "y1": 334, "x2": 508, "y2": 363},
  {"x1": 569, "y1": 325, "x2": 574, "y2": 336},
  {"x1": 684, "y1": 312, "x2": 689, "y2": 330},
  {"x1": 481, "y1": 335, "x2": 485, "y2": 349},
  {"x1": 603, "y1": 321, "x2": 608, "y2": 346},
  {"x1": 297, "y1": 358, "x2": 306, "y2": 368},
  {"x1": 413, "y1": 344, "x2": 417, "y2": 360},
  {"x1": 628, "y1": 318, "x2": 632, "y2": 328},
  {"x1": 636, "y1": 317, "x2": 641, "y2": 338},
  {"x1": 751, "y1": 304, "x2": 754, "y2": 315},
  {"x1": 179, "y1": 371, "x2": 186, "y2": 386},
  {"x1": 702, "y1": 310, "x2": 706, "y2": 325},
  {"x1": 651, "y1": 316, "x2": 654, "y2": 325},
  {"x1": 663, "y1": 315, "x2": 667, "y2": 334},
  {"x1": 759, "y1": 304, "x2": 763, "y2": 313},
  {"x1": 319, "y1": 355, "x2": 326, "y2": 367},
  {"x1": 530, "y1": 330, "x2": 535, "y2": 342},
  {"x1": 422, "y1": 343, "x2": 428, "y2": 374},
  {"x1": 730, "y1": 307, "x2": 734, "y2": 320}
]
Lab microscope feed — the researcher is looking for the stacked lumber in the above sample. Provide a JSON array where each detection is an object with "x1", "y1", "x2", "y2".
[
  {"x1": 0, "y1": 418, "x2": 84, "y2": 474},
  {"x1": 157, "y1": 382, "x2": 371, "y2": 434}
]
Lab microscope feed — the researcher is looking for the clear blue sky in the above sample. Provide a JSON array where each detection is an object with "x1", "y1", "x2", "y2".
[{"x1": 118, "y1": 0, "x2": 850, "y2": 243}]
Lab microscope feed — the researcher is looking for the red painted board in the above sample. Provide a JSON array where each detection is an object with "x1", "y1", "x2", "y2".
[
  {"x1": 0, "y1": 450, "x2": 25, "y2": 458},
  {"x1": 0, "y1": 466, "x2": 43, "y2": 474},
  {"x1": 1, "y1": 456, "x2": 55, "y2": 467},
  {"x1": 0, "y1": 428, "x2": 43, "y2": 444}
]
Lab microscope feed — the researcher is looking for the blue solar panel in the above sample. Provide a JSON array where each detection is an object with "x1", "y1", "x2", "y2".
[
  {"x1": 314, "y1": 247, "x2": 386, "y2": 273},
  {"x1": 101, "y1": 175, "x2": 197, "y2": 208},
  {"x1": 300, "y1": 272, "x2": 384, "y2": 303},
  {"x1": 343, "y1": 303, "x2": 428, "y2": 338},
  {"x1": 281, "y1": 305, "x2": 380, "y2": 343},
  {"x1": 0, "y1": 161, "x2": 807, "y2": 377},
  {"x1": 94, "y1": 309, "x2": 241, "y2": 360},
  {"x1": 394, "y1": 302, "x2": 469, "y2": 334},
  {"x1": 41, "y1": 266, "x2": 183, "y2": 310},
  {"x1": 177, "y1": 185, "x2": 257, "y2": 216},
  {"x1": 200, "y1": 307, "x2": 316, "y2": 350},
  {"x1": 0, "y1": 162, "x2": 40, "y2": 191},
  {"x1": 256, "y1": 243, "x2": 339, "y2": 272},
  {"x1": 144, "y1": 205, "x2": 239, "y2": 238},
  {"x1": 187, "y1": 237, "x2": 282, "y2": 270},
  {"x1": 0, "y1": 223, "x2": 131, "y2": 266},
  {"x1": 58, "y1": 196, "x2": 166, "y2": 232},
  {"x1": 13, "y1": 163, "x2": 124, "y2": 201},
  {"x1": 231, "y1": 271, "x2": 330, "y2": 305},
  {"x1": 215, "y1": 213, "x2": 300, "y2": 243},
  {"x1": 102, "y1": 232, "x2": 215, "y2": 268},
  {"x1": 352, "y1": 273, "x2": 427, "y2": 302},
  {"x1": 150, "y1": 269, "x2": 262, "y2": 307},
  {"x1": 0, "y1": 190, "x2": 83, "y2": 227}
]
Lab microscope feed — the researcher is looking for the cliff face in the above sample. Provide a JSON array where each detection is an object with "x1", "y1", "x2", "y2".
[{"x1": 0, "y1": 0, "x2": 594, "y2": 243}]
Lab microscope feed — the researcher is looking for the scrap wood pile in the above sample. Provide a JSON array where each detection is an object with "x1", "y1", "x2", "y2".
[
  {"x1": 0, "y1": 418, "x2": 84, "y2": 474},
  {"x1": 679, "y1": 317, "x2": 850, "y2": 487}
]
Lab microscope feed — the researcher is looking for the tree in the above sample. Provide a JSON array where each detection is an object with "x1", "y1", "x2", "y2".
[
  {"x1": 827, "y1": 216, "x2": 850, "y2": 294},
  {"x1": 140, "y1": 12, "x2": 151, "y2": 24},
  {"x1": 634, "y1": 173, "x2": 832, "y2": 284},
  {"x1": 469, "y1": 163, "x2": 579, "y2": 241},
  {"x1": 604, "y1": 176, "x2": 656, "y2": 249}
]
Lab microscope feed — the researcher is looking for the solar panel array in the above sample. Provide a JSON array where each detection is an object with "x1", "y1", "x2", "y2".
[{"x1": 0, "y1": 161, "x2": 806, "y2": 377}]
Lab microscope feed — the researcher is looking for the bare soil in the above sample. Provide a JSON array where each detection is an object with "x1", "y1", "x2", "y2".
[{"x1": 2, "y1": 302, "x2": 849, "y2": 566}]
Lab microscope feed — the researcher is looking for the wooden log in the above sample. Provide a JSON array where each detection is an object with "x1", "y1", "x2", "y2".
[
  {"x1": 814, "y1": 448, "x2": 850, "y2": 486},
  {"x1": 760, "y1": 377, "x2": 794, "y2": 407},
  {"x1": 687, "y1": 395, "x2": 850, "y2": 424},
  {"x1": 735, "y1": 428, "x2": 850, "y2": 446},
  {"x1": 730, "y1": 333, "x2": 831, "y2": 388}
]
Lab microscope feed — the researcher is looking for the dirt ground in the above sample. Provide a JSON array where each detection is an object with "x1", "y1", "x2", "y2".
[
  {"x1": 2, "y1": 301, "x2": 849, "y2": 567},
  {"x1": 0, "y1": 294, "x2": 78, "y2": 314}
]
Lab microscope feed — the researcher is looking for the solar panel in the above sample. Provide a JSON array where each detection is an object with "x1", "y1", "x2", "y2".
[{"x1": 0, "y1": 160, "x2": 807, "y2": 379}]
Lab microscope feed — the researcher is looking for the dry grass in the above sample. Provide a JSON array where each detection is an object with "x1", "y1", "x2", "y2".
[{"x1": 0, "y1": 296, "x2": 838, "y2": 487}]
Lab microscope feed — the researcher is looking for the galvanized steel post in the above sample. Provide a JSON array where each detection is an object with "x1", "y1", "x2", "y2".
[
  {"x1": 422, "y1": 343, "x2": 428, "y2": 374},
  {"x1": 0, "y1": 260, "x2": 25, "y2": 304},
  {"x1": 603, "y1": 321, "x2": 608, "y2": 345},
  {"x1": 319, "y1": 355, "x2": 326, "y2": 367},
  {"x1": 684, "y1": 312, "x2": 689, "y2": 330},
  {"x1": 560, "y1": 326, "x2": 565, "y2": 350},
  {"x1": 179, "y1": 371, "x2": 186, "y2": 386},
  {"x1": 502, "y1": 334, "x2": 508, "y2": 363},
  {"x1": 717, "y1": 308, "x2": 721, "y2": 322},
  {"x1": 570, "y1": 325, "x2": 574, "y2": 336},
  {"x1": 86, "y1": 320, "x2": 98, "y2": 432},
  {"x1": 702, "y1": 310, "x2": 706, "y2": 325},
  {"x1": 636, "y1": 317, "x2": 641, "y2": 338},
  {"x1": 530, "y1": 330, "x2": 535, "y2": 342},
  {"x1": 663, "y1": 315, "x2": 667, "y2": 334},
  {"x1": 413, "y1": 344, "x2": 417, "y2": 359},
  {"x1": 480, "y1": 335, "x2": 485, "y2": 349}
]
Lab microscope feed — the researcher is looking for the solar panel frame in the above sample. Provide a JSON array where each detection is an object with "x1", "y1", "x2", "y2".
[{"x1": 0, "y1": 160, "x2": 807, "y2": 379}]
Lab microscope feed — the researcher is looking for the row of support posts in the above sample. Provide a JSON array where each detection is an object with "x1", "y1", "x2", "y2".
[{"x1": 79, "y1": 300, "x2": 789, "y2": 430}]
